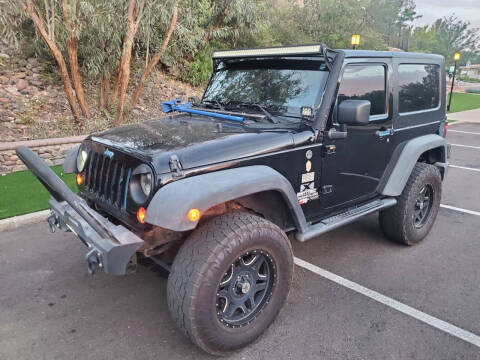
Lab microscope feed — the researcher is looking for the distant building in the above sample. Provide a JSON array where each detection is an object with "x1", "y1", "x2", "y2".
[{"x1": 459, "y1": 65, "x2": 480, "y2": 80}]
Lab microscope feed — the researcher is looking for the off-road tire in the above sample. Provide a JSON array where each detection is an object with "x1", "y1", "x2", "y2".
[
  {"x1": 379, "y1": 163, "x2": 442, "y2": 245},
  {"x1": 167, "y1": 212, "x2": 293, "y2": 356}
]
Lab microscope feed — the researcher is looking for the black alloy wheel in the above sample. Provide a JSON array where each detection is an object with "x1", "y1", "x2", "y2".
[
  {"x1": 413, "y1": 184, "x2": 434, "y2": 228},
  {"x1": 216, "y1": 250, "x2": 276, "y2": 327}
]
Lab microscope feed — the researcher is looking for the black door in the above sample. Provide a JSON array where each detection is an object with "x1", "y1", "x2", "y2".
[{"x1": 320, "y1": 59, "x2": 394, "y2": 213}]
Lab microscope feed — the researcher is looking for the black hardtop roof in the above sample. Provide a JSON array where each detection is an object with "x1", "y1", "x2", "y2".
[{"x1": 342, "y1": 49, "x2": 444, "y2": 61}]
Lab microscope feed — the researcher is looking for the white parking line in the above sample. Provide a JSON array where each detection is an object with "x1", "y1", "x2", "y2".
[
  {"x1": 440, "y1": 204, "x2": 480, "y2": 217},
  {"x1": 449, "y1": 164, "x2": 480, "y2": 172},
  {"x1": 449, "y1": 130, "x2": 480, "y2": 136},
  {"x1": 294, "y1": 257, "x2": 480, "y2": 348},
  {"x1": 450, "y1": 143, "x2": 480, "y2": 150}
]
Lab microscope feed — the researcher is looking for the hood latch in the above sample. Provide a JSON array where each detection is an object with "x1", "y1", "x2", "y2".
[{"x1": 169, "y1": 154, "x2": 184, "y2": 178}]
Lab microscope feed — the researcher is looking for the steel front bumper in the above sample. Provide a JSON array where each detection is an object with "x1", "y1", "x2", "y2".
[
  {"x1": 15, "y1": 146, "x2": 143, "y2": 275},
  {"x1": 49, "y1": 198, "x2": 143, "y2": 275}
]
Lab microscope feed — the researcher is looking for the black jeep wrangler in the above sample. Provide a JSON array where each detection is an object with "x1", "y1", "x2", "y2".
[{"x1": 17, "y1": 44, "x2": 449, "y2": 355}]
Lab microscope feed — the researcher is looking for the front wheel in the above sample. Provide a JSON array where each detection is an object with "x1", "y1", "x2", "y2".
[
  {"x1": 379, "y1": 163, "x2": 442, "y2": 245},
  {"x1": 167, "y1": 212, "x2": 293, "y2": 356}
]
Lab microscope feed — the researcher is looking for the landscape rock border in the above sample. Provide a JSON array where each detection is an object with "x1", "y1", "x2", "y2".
[{"x1": 0, "y1": 135, "x2": 85, "y2": 174}]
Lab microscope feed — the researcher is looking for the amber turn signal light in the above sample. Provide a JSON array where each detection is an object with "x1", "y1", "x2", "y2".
[
  {"x1": 76, "y1": 173, "x2": 84, "y2": 186},
  {"x1": 187, "y1": 208, "x2": 200, "y2": 222},
  {"x1": 137, "y1": 207, "x2": 146, "y2": 224}
]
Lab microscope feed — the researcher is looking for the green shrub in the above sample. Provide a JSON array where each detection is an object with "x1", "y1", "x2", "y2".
[
  {"x1": 180, "y1": 48, "x2": 214, "y2": 87},
  {"x1": 466, "y1": 88, "x2": 480, "y2": 94}
]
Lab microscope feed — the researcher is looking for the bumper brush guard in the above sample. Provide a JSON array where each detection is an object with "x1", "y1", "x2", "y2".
[{"x1": 15, "y1": 146, "x2": 144, "y2": 275}]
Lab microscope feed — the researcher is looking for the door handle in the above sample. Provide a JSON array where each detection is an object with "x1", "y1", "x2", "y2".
[{"x1": 376, "y1": 129, "x2": 394, "y2": 137}]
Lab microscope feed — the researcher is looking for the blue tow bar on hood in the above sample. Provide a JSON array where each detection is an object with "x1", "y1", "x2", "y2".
[{"x1": 161, "y1": 99, "x2": 244, "y2": 122}]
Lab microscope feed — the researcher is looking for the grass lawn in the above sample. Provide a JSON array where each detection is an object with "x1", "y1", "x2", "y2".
[
  {"x1": 447, "y1": 92, "x2": 480, "y2": 113},
  {"x1": 0, "y1": 165, "x2": 76, "y2": 220}
]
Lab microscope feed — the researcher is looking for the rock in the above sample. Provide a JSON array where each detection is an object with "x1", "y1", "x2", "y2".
[
  {"x1": 0, "y1": 53, "x2": 9, "y2": 60},
  {"x1": 25, "y1": 86, "x2": 39, "y2": 95},
  {"x1": 16, "y1": 79, "x2": 28, "y2": 91},
  {"x1": 27, "y1": 57, "x2": 38, "y2": 66},
  {"x1": 31, "y1": 80, "x2": 42, "y2": 87},
  {"x1": 0, "y1": 75, "x2": 8, "y2": 84},
  {"x1": 15, "y1": 72, "x2": 27, "y2": 79}
]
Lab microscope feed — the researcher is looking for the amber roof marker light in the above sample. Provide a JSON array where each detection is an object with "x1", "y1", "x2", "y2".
[{"x1": 351, "y1": 34, "x2": 360, "y2": 50}]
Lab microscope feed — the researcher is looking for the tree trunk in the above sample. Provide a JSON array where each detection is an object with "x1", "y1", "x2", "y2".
[
  {"x1": 100, "y1": 74, "x2": 110, "y2": 108},
  {"x1": 19, "y1": 0, "x2": 81, "y2": 124},
  {"x1": 185, "y1": 0, "x2": 231, "y2": 62},
  {"x1": 114, "y1": 0, "x2": 145, "y2": 125},
  {"x1": 62, "y1": 0, "x2": 89, "y2": 118},
  {"x1": 111, "y1": 50, "x2": 124, "y2": 104},
  {"x1": 129, "y1": 5, "x2": 178, "y2": 113}
]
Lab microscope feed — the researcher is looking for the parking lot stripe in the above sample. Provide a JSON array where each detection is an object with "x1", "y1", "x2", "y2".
[
  {"x1": 449, "y1": 130, "x2": 480, "y2": 136},
  {"x1": 293, "y1": 257, "x2": 480, "y2": 348},
  {"x1": 449, "y1": 164, "x2": 480, "y2": 172},
  {"x1": 440, "y1": 204, "x2": 480, "y2": 216},
  {"x1": 450, "y1": 143, "x2": 480, "y2": 150}
]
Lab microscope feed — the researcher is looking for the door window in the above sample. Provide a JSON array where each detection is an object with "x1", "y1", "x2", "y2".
[{"x1": 338, "y1": 65, "x2": 387, "y2": 117}]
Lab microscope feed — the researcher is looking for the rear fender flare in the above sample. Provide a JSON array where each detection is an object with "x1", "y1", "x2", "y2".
[
  {"x1": 379, "y1": 134, "x2": 448, "y2": 196},
  {"x1": 145, "y1": 165, "x2": 308, "y2": 232}
]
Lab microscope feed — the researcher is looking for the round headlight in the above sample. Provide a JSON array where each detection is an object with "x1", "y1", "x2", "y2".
[
  {"x1": 140, "y1": 173, "x2": 152, "y2": 196},
  {"x1": 76, "y1": 147, "x2": 88, "y2": 172}
]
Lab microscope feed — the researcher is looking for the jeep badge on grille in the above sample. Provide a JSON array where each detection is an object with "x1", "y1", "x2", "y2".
[{"x1": 104, "y1": 148, "x2": 114, "y2": 158}]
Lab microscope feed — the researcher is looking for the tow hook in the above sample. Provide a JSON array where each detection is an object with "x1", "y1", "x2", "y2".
[
  {"x1": 86, "y1": 249, "x2": 102, "y2": 275},
  {"x1": 47, "y1": 212, "x2": 58, "y2": 233}
]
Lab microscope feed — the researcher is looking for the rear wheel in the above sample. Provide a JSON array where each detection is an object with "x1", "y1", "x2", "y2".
[
  {"x1": 167, "y1": 212, "x2": 293, "y2": 355},
  {"x1": 379, "y1": 163, "x2": 442, "y2": 245}
]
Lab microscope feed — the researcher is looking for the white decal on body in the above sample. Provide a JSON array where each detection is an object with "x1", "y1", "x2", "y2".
[{"x1": 301, "y1": 172, "x2": 315, "y2": 183}]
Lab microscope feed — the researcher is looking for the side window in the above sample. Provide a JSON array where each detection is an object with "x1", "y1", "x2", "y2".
[
  {"x1": 398, "y1": 64, "x2": 440, "y2": 113},
  {"x1": 338, "y1": 64, "x2": 387, "y2": 116}
]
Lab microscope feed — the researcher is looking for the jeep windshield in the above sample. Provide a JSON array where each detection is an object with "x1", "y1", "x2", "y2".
[{"x1": 202, "y1": 58, "x2": 329, "y2": 124}]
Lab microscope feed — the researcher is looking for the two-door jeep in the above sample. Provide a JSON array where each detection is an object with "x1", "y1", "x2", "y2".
[{"x1": 17, "y1": 44, "x2": 449, "y2": 355}]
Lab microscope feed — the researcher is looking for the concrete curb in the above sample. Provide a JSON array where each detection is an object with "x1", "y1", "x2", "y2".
[
  {"x1": 0, "y1": 210, "x2": 50, "y2": 232},
  {"x1": 449, "y1": 120, "x2": 477, "y2": 126}
]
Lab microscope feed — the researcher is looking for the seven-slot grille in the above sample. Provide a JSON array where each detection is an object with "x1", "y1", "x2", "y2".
[{"x1": 83, "y1": 150, "x2": 131, "y2": 209}]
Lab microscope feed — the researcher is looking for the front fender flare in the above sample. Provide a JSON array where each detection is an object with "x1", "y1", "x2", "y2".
[
  {"x1": 145, "y1": 165, "x2": 308, "y2": 232},
  {"x1": 63, "y1": 145, "x2": 79, "y2": 174},
  {"x1": 379, "y1": 134, "x2": 448, "y2": 197}
]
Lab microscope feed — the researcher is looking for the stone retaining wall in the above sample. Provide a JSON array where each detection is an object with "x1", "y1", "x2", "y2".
[{"x1": 0, "y1": 143, "x2": 79, "y2": 174}]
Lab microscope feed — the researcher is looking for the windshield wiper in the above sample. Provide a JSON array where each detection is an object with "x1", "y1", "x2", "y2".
[
  {"x1": 225, "y1": 101, "x2": 280, "y2": 124},
  {"x1": 202, "y1": 99, "x2": 225, "y2": 110}
]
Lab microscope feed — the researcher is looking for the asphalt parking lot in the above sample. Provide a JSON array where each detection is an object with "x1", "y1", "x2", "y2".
[{"x1": 1, "y1": 123, "x2": 480, "y2": 360}]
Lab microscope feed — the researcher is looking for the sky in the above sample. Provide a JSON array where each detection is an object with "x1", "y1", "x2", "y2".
[{"x1": 413, "y1": 0, "x2": 480, "y2": 28}]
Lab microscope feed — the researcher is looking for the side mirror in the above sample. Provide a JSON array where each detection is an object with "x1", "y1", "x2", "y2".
[{"x1": 338, "y1": 100, "x2": 371, "y2": 125}]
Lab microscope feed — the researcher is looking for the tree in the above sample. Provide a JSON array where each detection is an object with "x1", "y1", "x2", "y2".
[
  {"x1": 62, "y1": 0, "x2": 89, "y2": 118},
  {"x1": 17, "y1": 0, "x2": 82, "y2": 124},
  {"x1": 409, "y1": 25, "x2": 437, "y2": 53},
  {"x1": 432, "y1": 16, "x2": 480, "y2": 65},
  {"x1": 113, "y1": 0, "x2": 146, "y2": 125},
  {"x1": 130, "y1": 3, "x2": 178, "y2": 113}
]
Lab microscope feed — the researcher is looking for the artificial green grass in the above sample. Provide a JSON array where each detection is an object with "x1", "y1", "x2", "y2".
[
  {"x1": 0, "y1": 165, "x2": 76, "y2": 220},
  {"x1": 447, "y1": 92, "x2": 480, "y2": 113}
]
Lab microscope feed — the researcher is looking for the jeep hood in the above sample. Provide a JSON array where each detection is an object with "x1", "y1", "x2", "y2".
[{"x1": 90, "y1": 115, "x2": 302, "y2": 174}]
